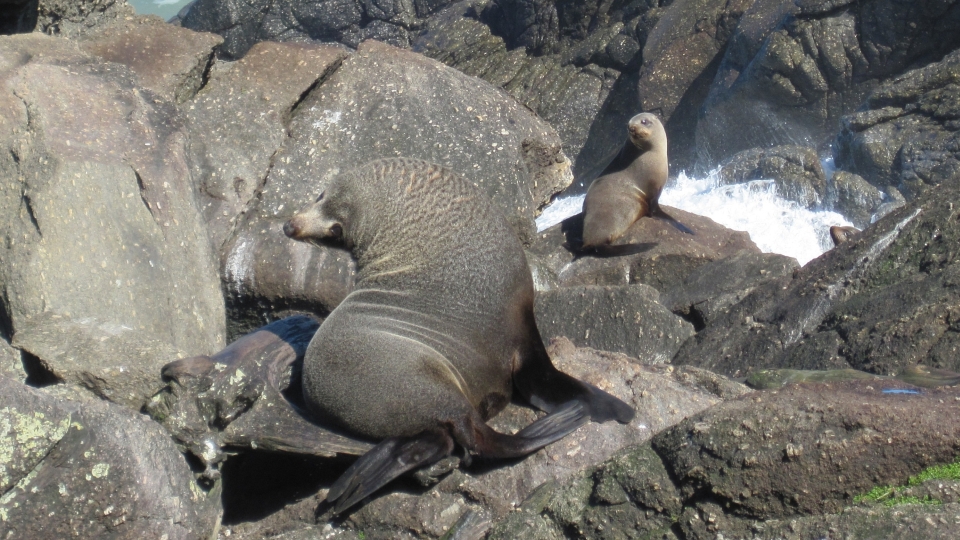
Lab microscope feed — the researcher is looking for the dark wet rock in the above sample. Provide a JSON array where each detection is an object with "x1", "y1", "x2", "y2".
[
  {"x1": 673, "y1": 177, "x2": 960, "y2": 378},
  {"x1": 146, "y1": 316, "x2": 371, "y2": 482},
  {"x1": 826, "y1": 170, "x2": 884, "y2": 228},
  {"x1": 836, "y1": 48, "x2": 960, "y2": 200},
  {"x1": 0, "y1": 33, "x2": 227, "y2": 405},
  {"x1": 662, "y1": 250, "x2": 799, "y2": 331},
  {"x1": 536, "y1": 207, "x2": 758, "y2": 292},
  {"x1": 873, "y1": 184, "x2": 907, "y2": 221},
  {"x1": 78, "y1": 15, "x2": 223, "y2": 103},
  {"x1": 534, "y1": 285, "x2": 695, "y2": 363},
  {"x1": 220, "y1": 39, "x2": 572, "y2": 323},
  {"x1": 655, "y1": 380, "x2": 960, "y2": 519},
  {"x1": 697, "y1": 0, "x2": 960, "y2": 167},
  {"x1": 0, "y1": 377, "x2": 222, "y2": 538},
  {"x1": 718, "y1": 145, "x2": 827, "y2": 208},
  {"x1": 638, "y1": 0, "x2": 759, "y2": 170}
]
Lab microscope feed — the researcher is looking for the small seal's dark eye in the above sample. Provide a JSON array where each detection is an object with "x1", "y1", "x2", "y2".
[
  {"x1": 330, "y1": 223, "x2": 342, "y2": 238},
  {"x1": 315, "y1": 192, "x2": 325, "y2": 202}
]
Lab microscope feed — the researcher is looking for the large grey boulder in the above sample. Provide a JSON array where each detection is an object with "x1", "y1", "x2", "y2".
[
  {"x1": 0, "y1": 377, "x2": 222, "y2": 538},
  {"x1": 219, "y1": 39, "x2": 572, "y2": 322},
  {"x1": 534, "y1": 285, "x2": 695, "y2": 364},
  {"x1": 696, "y1": 0, "x2": 960, "y2": 167},
  {"x1": 672, "y1": 176, "x2": 960, "y2": 378},
  {"x1": 662, "y1": 250, "x2": 799, "y2": 330},
  {"x1": 0, "y1": 33, "x2": 226, "y2": 407},
  {"x1": 836, "y1": 48, "x2": 960, "y2": 200},
  {"x1": 184, "y1": 41, "x2": 350, "y2": 253}
]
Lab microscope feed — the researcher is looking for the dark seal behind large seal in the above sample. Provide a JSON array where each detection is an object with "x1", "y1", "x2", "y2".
[
  {"x1": 284, "y1": 158, "x2": 634, "y2": 514},
  {"x1": 581, "y1": 113, "x2": 692, "y2": 250}
]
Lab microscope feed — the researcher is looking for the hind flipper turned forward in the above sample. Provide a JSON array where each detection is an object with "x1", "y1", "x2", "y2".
[
  {"x1": 514, "y1": 329, "x2": 635, "y2": 425},
  {"x1": 326, "y1": 402, "x2": 587, "y2": 515}
]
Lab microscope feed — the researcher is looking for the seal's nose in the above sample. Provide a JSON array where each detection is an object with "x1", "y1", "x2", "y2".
[{"x1": 282, "y1": 219, "x2": 298, "y2": 238}]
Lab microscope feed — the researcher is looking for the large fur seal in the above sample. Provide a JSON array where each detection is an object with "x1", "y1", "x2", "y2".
[
  {"x1": 581, "y1": 112, "x2": 692, "y2": 250},
  {"x1": 283, "y1": 158, "x2": 634, "y2": 514}
]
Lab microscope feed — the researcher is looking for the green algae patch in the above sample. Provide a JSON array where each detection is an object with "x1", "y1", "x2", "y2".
[
  {"x1": 0, "y1": 406, "x2": 72, "y2": 491},
  {"x1": 854, "y1": 457, "x2": 960, "y2": 506}
]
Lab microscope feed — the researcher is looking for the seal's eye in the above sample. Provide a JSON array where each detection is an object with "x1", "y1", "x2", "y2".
[
  {"x1": 641, "y1": 118, "x2": 650, "y2": 126},
  {"x1": 315, "y1": 192, "x2": 325, "y2": 203},
  {"x1": 329, "y1": 223, "x2": 343, "y2": 238}
]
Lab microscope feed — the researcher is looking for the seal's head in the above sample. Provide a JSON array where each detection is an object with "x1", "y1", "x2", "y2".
[
  {"x1": 283, "y1": 188, "x2": 353, "y2": 249},
  {"x1": 627, "y1": 112, "x2": 664, "y2": 150}
]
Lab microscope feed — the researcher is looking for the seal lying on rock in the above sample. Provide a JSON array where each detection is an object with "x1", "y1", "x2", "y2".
[
  {"x1": 284, "y1": 158, "x2": 634, "y2": 514},
  {"x1": 581, "y1": 112, "x2": 692, "y2": 250}
]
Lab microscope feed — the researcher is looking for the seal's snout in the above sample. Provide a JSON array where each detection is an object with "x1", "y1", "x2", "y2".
[{"x1": 283, "y1": 219, "x2": 299, "y2": 239}]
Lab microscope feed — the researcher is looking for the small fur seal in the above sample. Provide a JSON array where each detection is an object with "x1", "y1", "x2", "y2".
[
  {"x1": 284, "y1": 158, "x2": 634, "y2": 514},
  {"x1": 581, "y1": 112, "x2": 692, "y2": 250},
  {"x1": 829, "y1": 225, "x2": 860, "y2": 246}
]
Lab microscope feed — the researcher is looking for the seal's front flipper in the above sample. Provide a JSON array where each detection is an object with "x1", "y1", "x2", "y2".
[
  {"x1": 652, "y1": 206, "x2": 695, "y2": 235},
  {"x1": 326, "y1": 429, "x2": 454, "y2": 515}
]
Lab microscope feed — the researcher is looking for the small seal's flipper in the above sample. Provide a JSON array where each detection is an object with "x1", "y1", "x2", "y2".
[
  {"x1": 326, "y1": 429, "x2": 454, "y2": 515},
  {"x1": 514, "y1": 339, "x2": 635, "y2": 424},
  {"x1": 652, "y1": 206, "x2": 695, "y2": 235}
]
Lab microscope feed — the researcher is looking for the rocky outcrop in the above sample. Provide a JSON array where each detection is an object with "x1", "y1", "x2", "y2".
[
  {"x1": 0, "y1": 32, "x2": 227, "y2": 408},
  {"x1": 490, "y1": 379, "x2": 960, "y2": 540},
  {"x1": 673, "y1": 178, "x2": 960, "y2": 378}
]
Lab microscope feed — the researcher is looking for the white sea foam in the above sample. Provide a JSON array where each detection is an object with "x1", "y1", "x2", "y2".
[{"x1": 535, "y1": 169, "x2": 853, "y2": 266}]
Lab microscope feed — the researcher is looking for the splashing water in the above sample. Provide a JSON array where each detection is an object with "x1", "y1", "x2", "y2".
[{"x1": 535, "y1": 169, "x2": 853, "y2": 266}]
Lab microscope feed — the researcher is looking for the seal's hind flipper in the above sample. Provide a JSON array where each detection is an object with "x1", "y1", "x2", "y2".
[
  {"x1": 652, "y1": 206, "x2": 695, "y2": 235},
  {"x1": 326, "y1": 429, "x2": 454, "y2": 515},
  {"x1": 515, "y1": 336, "x2": 635, "y2": 425},
  {"x1": 468, "y1": 400, "x2": 587, "y2": 459}
]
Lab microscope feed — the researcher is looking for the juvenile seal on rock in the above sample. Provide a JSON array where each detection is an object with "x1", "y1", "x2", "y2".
[
  {"x1": 284, "y1": 158, "x2": 634, "y2": 514},
  {"x1": 581, "y1": 112, "x2": 692, "y2": 250}
]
